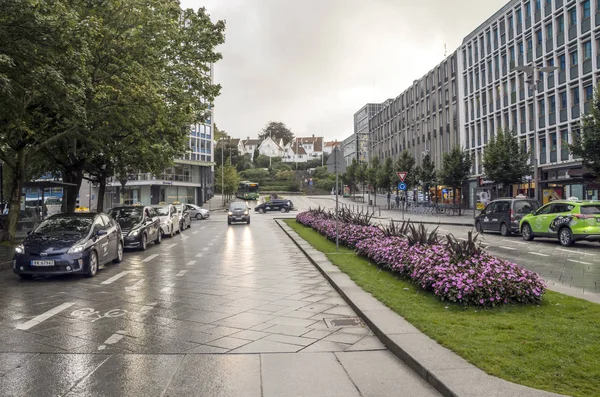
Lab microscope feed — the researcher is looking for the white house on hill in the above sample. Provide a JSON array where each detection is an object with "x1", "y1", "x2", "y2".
[{"x1": 258, "y1": 136, "x2": 284, "y2": 158}]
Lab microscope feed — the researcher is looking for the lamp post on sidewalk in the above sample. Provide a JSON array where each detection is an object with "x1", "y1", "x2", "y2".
[{"x1": 514, "y1": 64, "x2": 557, "y2": 203}]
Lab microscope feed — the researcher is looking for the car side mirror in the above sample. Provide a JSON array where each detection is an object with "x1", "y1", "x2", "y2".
[{"x1": 96, "y1": 229, "x2": 108, "y2": 236}]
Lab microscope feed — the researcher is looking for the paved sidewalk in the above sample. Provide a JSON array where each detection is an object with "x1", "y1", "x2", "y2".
[{"x1": 278, "y1": 219, "x2": 566, "y2": 397}]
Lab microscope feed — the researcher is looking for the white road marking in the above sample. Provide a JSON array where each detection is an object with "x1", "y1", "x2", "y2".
[
  {"x1": 142, "y1": 254, "x2": 159, "y2": 263},
  {"x1": 181, "y1": 235, "x2": 189, "y2": 240},
  {"x1": 195, "y1": 253, "x2": 204, "y2": 258},
  {"x1": 502, "y1": 239, "x2": 527, "y2": 245},
  {"x1": 98, "y1": 330, "x2": 126, "y2": 350},
  {"x1": 164, "y1": 243, "x2": 177, "y2": 249},
  {"x1": 530, "y1": 252, "x2": 550, "y2": 257},
  {"x1": 207, "y1": 242, "x2": 214, "y2": 246},
  {"x1": 15, "y1": 302, "x2": 75, "y2": 330},
  {"x1": 202, "y1": 247, "x2": 209, "y2": 251},
  {"x1": 567, "y1": 259, "x2": 592, "y2": 265},
  {"x1": 176, "y1": 270, "x2": 188, "y2": 277},
  {"x1": 201, "y1": 226, "x2": 206, "y2": 230},
  {"x1": 125, "y1": 279, "x2": 145, "y2": 292},
  {"x1": 185, "y1": 260, "x2": 197, "y2": 266},
  {"x1": 499, "y1": 246, "x2": 517, "y2": 250},
  {"x1": 140, "y1": 302, "x2": 158, "y2": 314},
  {"x1": 192, "y1": 231, "x2": 199, "y2": 235},
  {"x1": 160, "y1": 287, "x2": 171, "y2": 293},
  {"x1": 101, "y1": 271, "x2": 131, "y2": 285},
  {"x1": 557, "y1": 248, "x2": 579, "y2": 254}
]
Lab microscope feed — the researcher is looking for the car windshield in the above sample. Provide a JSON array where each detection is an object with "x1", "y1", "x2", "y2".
[
  {"x1": 154, "y1": 206, "x2": 169, "y2": 216},
  {"x1": 34, "y1": 216, "x2": 93, "y2": 236},
  {"x1": 108, "y1": 208, "x2": 143, "y2": 228},
  {"x1": 514, "y1": 200, "x2": 539, "y2": 214},
  {"x1": 230, "y1": 203, "x2": 246, "y2": 210},
  {"x1": 580, "y1": 205, "x2": 600, "y2": 214}
]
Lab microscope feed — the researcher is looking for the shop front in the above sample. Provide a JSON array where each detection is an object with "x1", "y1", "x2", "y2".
[{"x1": 538, "y1": 166, "x2": 598, "y2": 203}]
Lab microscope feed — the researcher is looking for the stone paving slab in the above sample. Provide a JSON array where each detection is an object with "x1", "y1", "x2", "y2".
[{"x1": 277, "y1": 219, "x2": 567, "y2": 397}]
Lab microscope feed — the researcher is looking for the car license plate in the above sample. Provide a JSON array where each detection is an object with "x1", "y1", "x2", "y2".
[
  {"x1": 236, "y1": 217, "x2": 242, "y2": 221},
  {"x1": 31, "y1": 260, "x2": 55, "y2": 267}
]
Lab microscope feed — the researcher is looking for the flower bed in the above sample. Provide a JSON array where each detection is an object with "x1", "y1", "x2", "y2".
[{"x1": 296, "y1": 210, "x2": 546, "y2": 306}]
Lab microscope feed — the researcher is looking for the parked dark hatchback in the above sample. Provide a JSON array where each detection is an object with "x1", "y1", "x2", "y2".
[
  {"x1": 108, "y1": 206, "x2": 162, "y2": 250},
  {"x1": 254, "y1": 199, "x2": 294, "y2": 213},
  {"x1": 475, "y1": 197, "x2": 540, "y2": 236},
  {"x1": 13, "y1": 213, "x2": 123, "y2": 278}
]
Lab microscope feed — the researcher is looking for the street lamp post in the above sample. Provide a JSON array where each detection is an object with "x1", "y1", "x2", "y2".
[
  {"x1": 220, "y1": 137, "x2": 225, "y2": 206},
  {"x1": 514, "y1": 64, "x2": 557, "y2": 203}
]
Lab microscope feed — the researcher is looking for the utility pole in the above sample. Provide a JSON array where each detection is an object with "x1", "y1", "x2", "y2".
[
  {"x1": 335, "y1": 147, "x2": 339, "y2": 251},
  {"x1": 221, "y1": 137, "x2": 225, "y2": 206}
]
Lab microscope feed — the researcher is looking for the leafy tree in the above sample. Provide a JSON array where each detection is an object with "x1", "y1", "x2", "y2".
[
  {"x1": 482, "y1": 128, "x2": 531, "y2": 195},
  {"x1": 367, "y1": 156, "x2": 381, "y2": 205},
  {"x1": 395, "y1": 151, "x2": 417, "y2": 188},
  {"x1": 214, "y1": 124, "x2": 230, "y2": 141},
  {"x1": 356, "y1": 162, "x2": 368, "y2": 197},
  {"x1": 344, "y1": 158, "x2": 358, "y2": 194},
  {"x1": 377, "y1": 157, "x2": 394, "y2": 195},
  {"x1": 570, "y1": 84, "x2": 600, "y2": 177},
  {"x1": 255, "y1": 155, "x2": 271, "y2": 168},
  {"x1": 214, "y1": 160, "x2": 239, "y2": 199},
  {"x1": 45, "y1": 1, "x2": 225, "y2": 212},
  {"x1": 439, "y1": 147, "x2": 473, "y2": 213},
  {"x1": 236, "y1": 153, "x2": 255, "y2": 172},
  {"x1": 259, "y1": 121, "x2": 294, "y2": 146},
  {"x1": 252, "y1": 148, "x2": 260, "y2": 163},
  {"x1": 0, "y1": 0, "x2": 89, "y2": 241},
  {"x1": 239, "y1": 168, "x2": 270, "y2": 185},
  {"x1": 418, "y1": 153, "x2": 437, "y2": 202}
]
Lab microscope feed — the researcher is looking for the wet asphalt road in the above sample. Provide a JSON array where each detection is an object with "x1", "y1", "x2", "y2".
[{"x1": 0, "y1": 208, "x2": 438, "y2": 397}]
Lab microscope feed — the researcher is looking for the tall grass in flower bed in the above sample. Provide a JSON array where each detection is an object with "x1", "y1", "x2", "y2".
[{"x1": 297, "y1": 209, "x2": 546, "y2": 306}]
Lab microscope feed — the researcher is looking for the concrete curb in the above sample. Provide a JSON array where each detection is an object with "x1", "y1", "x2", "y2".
[{"x1": 275, "y1": 219, "x2": 566, "y2": 397}]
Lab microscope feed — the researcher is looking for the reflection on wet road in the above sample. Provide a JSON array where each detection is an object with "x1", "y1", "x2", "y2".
[{"x1": 0, "y1": 209, "x2": 439, "y2": 396}]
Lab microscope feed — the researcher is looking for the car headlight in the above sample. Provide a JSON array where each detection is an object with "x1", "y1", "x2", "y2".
[
  {"x1": 67, "y1": 244, "x2": 85, "y2": 254},
  {"x1": 244, "y1": 211, "x2": 249, "y2": 215},
  {"x1": 14, "y1": 244, "x2": 24, "y2": 254},
  {"x1": 228, "y1": 211, "x2": 233, "y2": 215},
  {"x1": 130, "y1": 229, "x2": 140, "y2": 236}
]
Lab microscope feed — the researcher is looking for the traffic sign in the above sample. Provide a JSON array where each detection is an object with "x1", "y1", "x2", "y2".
[
  {"x1": 397, "y1": 172, "x2": 408, "y2": 182},
  {"x1": 398, "y1": 182, "x2": 407, "y2": 191},
  {"x1": 326, "y1": 147, "x2": 347, "y2": 174}
]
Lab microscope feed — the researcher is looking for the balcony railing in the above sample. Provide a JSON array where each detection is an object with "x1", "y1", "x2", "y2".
[{"x1": 572, "y1": 105, "x2": 580, "y2": 118}]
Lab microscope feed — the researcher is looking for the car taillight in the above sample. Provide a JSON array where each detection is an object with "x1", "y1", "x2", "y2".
[{"x1": 509, "y1": 209, "x2": 515, "y2": 221}]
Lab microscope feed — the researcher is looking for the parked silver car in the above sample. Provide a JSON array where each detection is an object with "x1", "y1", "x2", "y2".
[
  {"x1": 185, "y1": 204, "x2": 210, "y2": 220},
  {"x1": 174, "y1": 204, "x2": 192, "y2": 230},
  {"x1": 151, "y1": 204, "x2": 181, "y2": 237}
]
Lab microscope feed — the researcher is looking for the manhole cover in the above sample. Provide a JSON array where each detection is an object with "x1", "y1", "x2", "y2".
[{"x1": 325, "y1": 317, "x2": 365, "y2": 328}]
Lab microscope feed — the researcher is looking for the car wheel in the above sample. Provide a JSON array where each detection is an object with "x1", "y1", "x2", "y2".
[
  {"x1": 113, "y1": 241, "x2": 123, "y2": 263},
  {"x1": 86, "y1": 251, "x2": 98, "y2": 277},
  {"x1": 227, "y1": 219, "x2": 231, "y2": 225},
  {"x1": 280, "y1": 208, "x2": 287, "y2": 213},
  {"x1": 178, "y1": 222, "x2": 183, "y2": 234},
  {"x1": 196, "y1": 213, "x2": 203, "y2": 220},
  {"x1": 521, "y1": 223, "x2": 534, "y2": 241},
  {"x1": 258, "y1": 208, "x2": 265, "y2": 214},
  {"x1": 155, "y1": 229, "x2": 162, "y2": 245},
  {"x1": 18, "y1": 274, "x2": 33, "y2": 280},
  {"x1": 187, "y1": 221, "x2": 191, "y2": 229},
  {"x1": 559, "y1": 227, "x2": 574, "y2": 247},
  {"x1": 475, "y1": 221, "x2": 484, "y2": 233},
  {"x1": 500, "y1": 223, "x2": 511, "y2": 236},
  {"x1": 140, "y1": 234, "x2": 147, "y2": 251},
  {"x1": 247, "y1": 218, "x2": 251, "y2": 224}
]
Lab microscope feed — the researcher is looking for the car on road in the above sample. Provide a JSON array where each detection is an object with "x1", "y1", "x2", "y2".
[
  {"x1": 254, "y1": 199, "x2": 294, "y2": 214},
  {"x1": 475, "y1": 197, "x2": 540, "y2": 236},
  {"x1": 151, "y1": 204, "x2": 181, "y2": 237},
  {"x1": 173, "y1": 203, "x2": 192, "y2": 230},
  {"x1": 228, "y1": 201, "x2": 250, "y2": 225},
  {"x1": 185, "y1": 204, "x2": 210, "y2": 220},
  {"x1": 520, "y1": 200, "x2": 600, "y2": 246},
  {"x1": 13, "y1": 213, "x2": 123, "y2": 278},
  {"x1": 108, "y1": 205, "x2": 162, "y2": 250}
]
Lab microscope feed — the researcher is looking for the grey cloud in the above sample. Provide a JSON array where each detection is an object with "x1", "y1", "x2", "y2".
[{"x1": 181, "y1": 0, "x2": 507, "y2": 141}]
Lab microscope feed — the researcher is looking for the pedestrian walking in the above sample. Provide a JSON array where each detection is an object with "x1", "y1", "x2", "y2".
[
  {"x1": 387, "y1": 191, "x2": 391, "y2": 209},
  {"x1": 395, "y1": 194, "x2": 400, "y2": 209}
]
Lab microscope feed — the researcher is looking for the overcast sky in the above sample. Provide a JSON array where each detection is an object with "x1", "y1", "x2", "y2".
[{"x1": 180, "y1": 0, "x2": 508, "y2": 142}]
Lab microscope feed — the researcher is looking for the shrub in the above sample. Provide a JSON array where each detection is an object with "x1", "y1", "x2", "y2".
[{"x1": 296, "y1": 210, "x2": 546, "y2": 307}]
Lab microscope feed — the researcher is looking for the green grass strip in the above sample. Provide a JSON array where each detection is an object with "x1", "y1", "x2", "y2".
[{"x1": 284, "y1": 219, "x2": 600, "y2": 397}]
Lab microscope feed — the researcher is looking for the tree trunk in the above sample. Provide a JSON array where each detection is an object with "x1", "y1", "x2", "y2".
[
  {"x1": 4, "y1": 149, "x2": 26, "y2": 242},
  {"x1": 61, "y1": 164, "x2": 84, "y2": 212},
  {"x1": 96, "y1": 175, "x2": 106, "y2": 213}
]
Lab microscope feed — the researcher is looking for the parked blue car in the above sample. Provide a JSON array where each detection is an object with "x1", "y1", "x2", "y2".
[{"x1": 13, "y1": 213, "x2": 123, "y2": 279}]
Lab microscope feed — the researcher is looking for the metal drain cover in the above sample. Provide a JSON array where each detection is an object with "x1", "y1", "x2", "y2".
[{"x1": 325, "y1": 317, "x2": 365, "y2": 328}]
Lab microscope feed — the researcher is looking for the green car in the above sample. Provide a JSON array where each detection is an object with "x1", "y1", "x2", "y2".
[{"x1": 519, "y1": 200, "x2": 600, "y2": 246}]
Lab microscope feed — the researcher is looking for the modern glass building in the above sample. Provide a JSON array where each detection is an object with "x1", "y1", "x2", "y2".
[
  {"x1": 354, "y1": 103, "x2": 386, "y2": 164},
  {"x1": 460, "y1": 0, "x2": 600, "y2": 204}
]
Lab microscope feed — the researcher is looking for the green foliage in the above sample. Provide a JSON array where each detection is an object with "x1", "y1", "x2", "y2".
[
  {"x1": 236, "y1": 153, "x2": 255, "y2": 172},
  {"x1": 446, "y1": 231, "x2": 484, "y2": 263},
  {"x1": 395, "y1": 151, "x2": 418, "y2": 188},
  {"x1": 258, "y1": 121, "x2": 294, "y2": 146},
  {"x1": 377, "y1": 157, "x2": 394, "y2": 192},
  {"x1": 379, "y1": 219, "x2": 412, "y2": 237},
  {"x1": 275, "y1": 170, "x2": 295, "y2": 181},
  {"x1": 240, "y1": 168, "x2": 271, "y2": 185},
  {"x1": 570, "y1": 83, "x2": 600, "y2": 177},
  {"x1": 405, "y1": 223, "x2": 440, "y2": 246},
  {"x1": 254, "y1": 154, "x2": 271, "y2": 168},
  {"x1": 214, "y1": 160, "x2": 239, "y2": 196},
  {"x1": 367, "y1": 156, "x2": 381, "y2": 190},
  {"x1": 418, "y1": 152, "x2": 437, "y2": 192},
  {"x1": 482, "y1": 128, "x2": 531, "y2": 195},
  {"x1": 439, "y1": 147, "x2": 473, "y2": 190},
  {"x1": 252, "y1": 148, "x2": 260, "y2": 163},
  {"x1": 214, "y1": 124, "x2": 229, "y2": 141}
]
